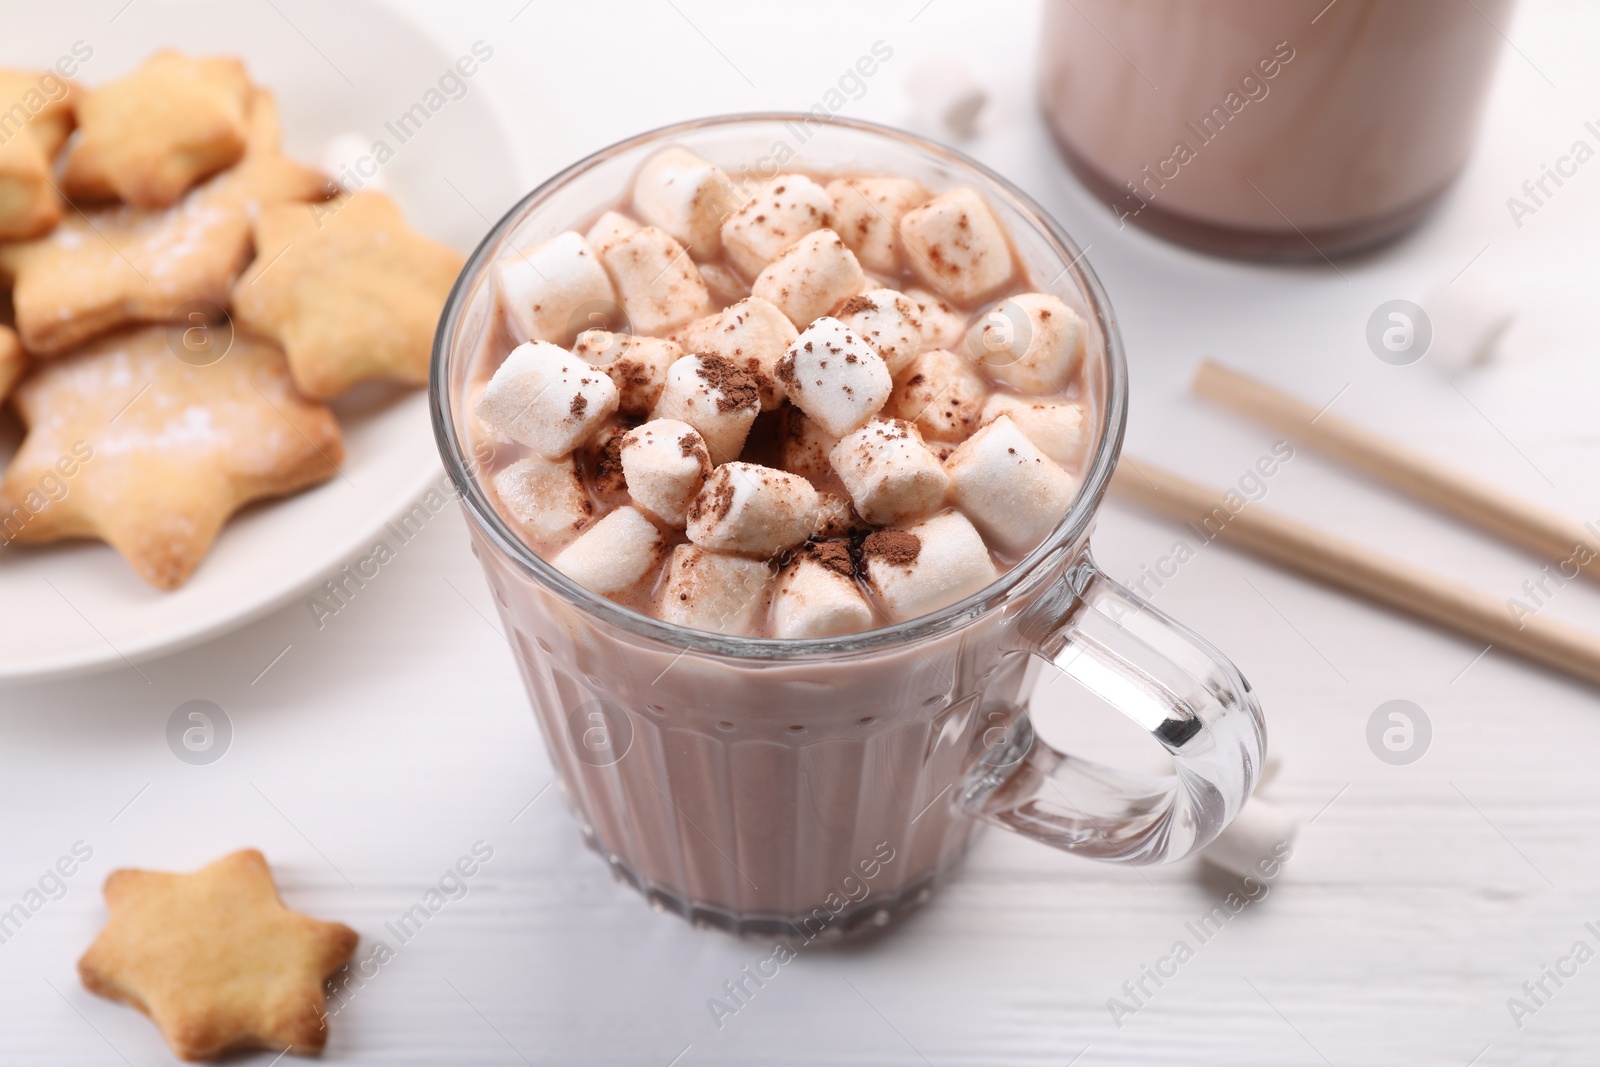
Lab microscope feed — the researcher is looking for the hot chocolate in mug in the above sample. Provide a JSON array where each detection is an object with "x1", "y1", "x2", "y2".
[{"x1": 431, "y1": 116, "x2": 1267, "y2": 937}]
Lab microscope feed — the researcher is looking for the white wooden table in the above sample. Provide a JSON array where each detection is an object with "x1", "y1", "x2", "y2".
[{"x1": 4, "y1": 1, "x2": 1599, "y2": 1063}]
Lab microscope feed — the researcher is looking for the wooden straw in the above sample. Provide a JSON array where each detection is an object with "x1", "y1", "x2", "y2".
[
  {"x1": 1192, "y1": 360, "x2": 1600, "y2": 582},
  {"x1": 1109, "y1": 458, "x2": 1600, "y2": 689}
]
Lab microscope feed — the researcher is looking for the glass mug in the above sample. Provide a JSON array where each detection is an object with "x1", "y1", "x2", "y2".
[
  {"x1": 1040, "y1": 0, "x2": 1514, "y2": 259},
  {"x1": 431, "y1": 116, "x2": 1266, "y2": 938}
]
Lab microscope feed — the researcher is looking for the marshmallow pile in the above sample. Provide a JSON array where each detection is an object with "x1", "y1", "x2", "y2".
[{"x1": 471, "y1": 145, "x2": 1097, "y2": 638}]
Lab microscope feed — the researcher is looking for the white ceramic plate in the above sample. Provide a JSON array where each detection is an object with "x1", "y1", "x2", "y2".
[{"x1": 0, "y1": 0, "x2": 525, "y2": 682}]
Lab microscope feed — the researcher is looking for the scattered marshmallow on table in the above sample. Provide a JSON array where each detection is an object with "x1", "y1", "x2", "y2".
[
  {"x1": 550, "y1": 505, "x2": 666, "y2": 597},
  {"x1": 491, "y1": 455, "x2": 594, "y2": 547},
  {"x1": 631, "y1": 146, "x2": 739, "y2": 259},
  {"x1": 494, "y1": 231, "x2": 616, "y2": 345},
  {"x1": 1421, "y1": 276, "x2": 1517, "y2": 371},
  {"x1": 900, "y1": 187, "x2": 1015, "y2": 305},
  {"x1": 980, "y1": 393, "x2": 1091, "y2": 470},
  {"x1": 826, "y1": 176, "x2": 929, "y2": 275},
  {"x1": 599, "y1": 225, "x2": 711, "y2": 335},
  {"x1": 863, "y1": 510, "x2": 997, "y2": 621},
  {"x1": 830, "y1": 418, "x2": 950, "y2": 526},
  {"x1": 967, "y1": 292, "x2": 1087, "y2": 395},
  {"x1": 676, "y1": 296, "x2": 797, "y2": 410},
  {"x1": 773, "y1": 543, "x2": 875, "y2": 639},
  {"x1": 720, "y1": 174, "x2": 834, "y2": 279},
  {"x1": 777, "y1": 316, "x2": 893, "y2": 437},
  {"x1": 619, "y1": 419, "x2": 712, "y2": 528},
  {"x1": 906, "y1": 56, "x2": 989, "y2": 140},
  {"x1": 687, "y1": 462, "x2": 820, "y2": 557},
  {"x1": 650, "y1": 353, "x2": 762, "y2": 463},
  {"x1": 886, "y1": 348, "x2": 989, "y2": 442},
  {"x1": 656, "y1": 544, "x2": 774, "y2": 636},
  {"x1": 572, "y1": 329, "x2": 681, "y2": 415},
  {"x1": 831, "y1": 289, "x2": 925, "y2": 377},
  {"x1": 906, "y1": 287, "x2": 967, "y2": 350},
  {"x1": 752, "y1": 229, "x2": 867, "y2": 328},
  {"x1": 585, "y1": 210, "x2": 640, "y2": 255},
  {"x1": 475, "y1": 341, "x2": 619, "y2": 458},
  {"x1": 778, "y1": 405, "x2": 841, "y2": 486},
  {"x1": 945, "y1": 415, "x2": 1078, "y2": 557},
  {"x1": 1200, "y1": 797, "x2": 1298, "y2": 881},
  {"x1": 321, "y1": 132, "x2": 387, "y2": 192}
]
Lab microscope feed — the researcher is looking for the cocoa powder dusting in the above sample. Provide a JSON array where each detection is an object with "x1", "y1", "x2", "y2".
[
  {"x1": 569, "y1": 394, "x2": 588, "y2": 418},
  {"x1": 863, "y1": 530, "x2": 921, "y2": 567},
  {"x1": 836, "y1": 294, "x2": 875, "y2": 317},
  {"x1": 694, "y1": 355, "x2": 760, "y2": 412},
  {"x1": 805, "y1": 539, "x2": 856, "y2": 579}
]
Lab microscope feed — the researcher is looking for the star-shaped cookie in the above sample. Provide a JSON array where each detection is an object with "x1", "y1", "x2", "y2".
[
  {"x1": 0, "y1": 68, "x2": 77, "y2": 239},
  {"x1": 61, "y1": 50, "x2": 252, "y2": 208},
  {"x1": 231, "y1": 189, "x2": 465, "y2": 398},
  {"x1": 0, "y1": 324, "x2": 344, "y2": 588},
  {"x1": 0, "y1": 323, "x2": 23, "y2": 402},
  {"x1": 0, "y1": 89, "x2": 332, "y2": 355},
  {"x1": 79, "y1": 849, "x2": 358, "y2": 1062}
]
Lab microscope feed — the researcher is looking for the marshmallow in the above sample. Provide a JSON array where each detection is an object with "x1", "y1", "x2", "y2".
[
  {"x1": 585, "y1": 210, "x2": 641, "y2": 255},
  {"x1": 550, "y1": 505, "x2": 666, "y2": 597},
  {"x1": 475, "y1": 341, "x2": 620, "y2": 458},
  {"x1": 650, "y1": 353, "x2": 762, "y2": 463},
  {"x1": 494, "y1": 231, "x2": 617, "y2": 345},
  {"x1": 831, "y1": 289, "x2": 925, "y2": 377},
  {"x1": 886, "y1": 348, "x2": 989, "y2": 442},
  {"x1": 491, "y1": 455, "x2": 595, "y2": 548},
  {"x1": 829, "y1": 418, "x2": 950, "y2": 526},
  {"x1": 812, "y1": 490, "x2": 859, "y2": 538},
  {"x1": 720, "y1": 174, "x2": 834, "y2": 279},
  {"x1": 572, "y1": 330, "x2": 681, "y2": 415},
  {"x1": 826, "y1": 176, "x2": 929, "y2": 276},
  {"x1": 1200, "y1": 797, "x2": 1298, "y2": 881},
  {"x1": 584, "y1": 422, "x2": 630, "y2": 502},
  {"x1": 698, "y1": 261, "x2": 749, "y2": 306},
  {"x1": 599, "y1": 225, "x2": 712, "y2": 335},
  {"x1": 967, "y1": 292, "x2": 1087, "y2": 395},
  {"x1": 656, "y1": 544, "x2": 774, "y2": 636},
  {"x1": 979, "y1": 394, "x2": 1092, "y2": 470},
  {"x1": 752, "y1": 229, "x2": 867, "y2": 328},
  {"x1": 676, "y1": 296, "x2": 797, "y2": 410},
  {"x1": 631, "y1": 146, "x2": 739, "y2": 259},
  {"x1": 906, "y1": 287, "x2": 967, "y2": 350},
  {"x1": 619, "y1": 418, "x2": 711, "y2": 527},
  {"x1": 907, "y1": 57, "x2": 989, "y2": 140},
  {"x1": 863, "y1": 511, "x2": 997, "y2": 621},
  {"x1": 945, "y1": 416, "x2": 1077, "y2": 558},
  {"x1": 321, "y1": 132, "x2": 387, "y2": 192},
  {"x1": 900, "y1": 187, "x2": 1015, "y2": 305},
  {"x1": 773, "y1": 543, "x2": 875, "y2": 638},
  {"x1": 778, "y1": 405, "x2": 840, "y2": 486},
  {"x1": 1421, "y1": 277, "x2": 1517, "y2": 371},
  {"x1": 776, "y1": 317, "x2": 893, "y2": 437},
  {"x1": 687, "y1": 462, "x2": 820, "y2": 557}
]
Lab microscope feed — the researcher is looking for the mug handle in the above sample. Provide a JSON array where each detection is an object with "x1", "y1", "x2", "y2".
[{"x1": 959, "y1": 553, "x2": 1266, "y2": 865}]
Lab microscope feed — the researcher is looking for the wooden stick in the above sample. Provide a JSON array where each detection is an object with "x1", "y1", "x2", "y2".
[
  {"x1": 1109, "y1": 458, "x2": 1600, "y2": 689},
  {"x1": 1192, "y1": 360, "x2": 1600, "y2": 582}
]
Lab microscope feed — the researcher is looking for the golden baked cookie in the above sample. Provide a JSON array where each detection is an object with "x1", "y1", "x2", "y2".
[
  {"x1": 0, "y1": 325, "x2": 344, "y2": 588},
  {"x1": 231, "y1": 190, "x2": 464, "y2": 399},
  {"x1": 79, "y1": 849, "x2": 358, "y2": 1062},
  {"x1": 0, "y1": 90, "x2": 331, "y2": 355},
  {"x1": 0, "y1": 323, "x2": 23, "y2": 402},
  {"x1": 61, "y1": 51, "x2": 251, "y2": 208},
  {"x1": 0, "y1": 68, "x2": 77, "y2": 239}
]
